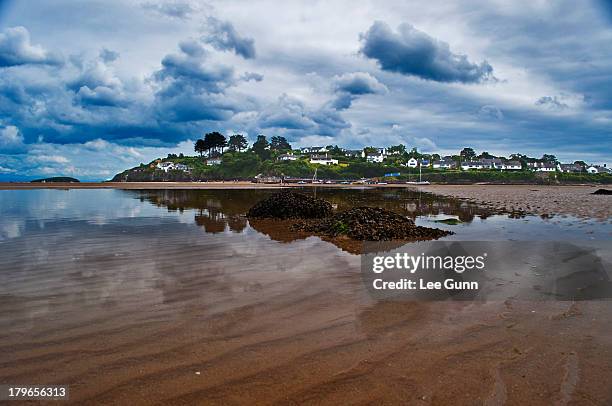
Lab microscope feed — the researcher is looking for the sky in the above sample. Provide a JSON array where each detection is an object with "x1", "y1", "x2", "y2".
[{"x1": 0, "y1": 0, "x2": 611, "y2": 180}]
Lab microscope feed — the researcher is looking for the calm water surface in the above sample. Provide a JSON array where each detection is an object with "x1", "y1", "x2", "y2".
[{"x1": 0, "y1": 188, "x2": 611, "y2": 404}]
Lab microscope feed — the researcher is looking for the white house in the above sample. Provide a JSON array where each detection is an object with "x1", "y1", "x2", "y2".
[
  {"x1": 206, "y1": 157, "x2": 222, "y2": 166},
  {"x1": 278, "y1": 153, "x2": 298, "y2": 161},
  {"x1": 527, "y1": 162, "x2": 556, "y2": 172},
  {"x1": 557, "y1": 163, "x2": 583, "y2": 173},
  {"x1": 174, "y1": 163, "x2": 190, "y2": 172},
  {"x1": 432, "y1": 159, "x2": 456, "y2": 169},
  {"x1": 366, "y1": 153, "x2": 384, "y2": 163},
  {"x1": 461, "y1": 161, "x2": 488, "y2": 170},
  {"x1": 587, "y1": 165, "x2": 611, "y2": 174},
  {"x1": 406, "y1": 158, "x2": 419, "y2": 168},
  {"x1": 310, "y1": 155, "x2": 338, "y2": 165},
  {"x1": 343, "y1": 149, "x2": 363, "y2": 158},
  {"x1": 534, "y1": 163, "x2": 556, "y2": 172},
  {"x1": 500, "y1": 161, "x2": 522, "y2": 170},
  {"x1": 375, "y1": 147, "x2": 389, "y2": 156},
  {"x1": 301, "y1": 146, "x2": 328, "y2": 154},
  {"x1": 156, "y1": 161, "x2": 191, "y2": 172},
  {"x1": 481, "y1": 158, "x2": 504, "y2": 169},
  {"x1": 156, "y1": 162, "x2": 175, "y2": 172}
]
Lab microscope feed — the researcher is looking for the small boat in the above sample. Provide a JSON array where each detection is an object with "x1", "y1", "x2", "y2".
[{"x1": 406, "y1": 165, "x2": 430, "y2": 185}]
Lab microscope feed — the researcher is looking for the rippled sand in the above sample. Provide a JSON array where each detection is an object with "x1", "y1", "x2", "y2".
[
  {"x1": 1, "y1": 188, "x2": 611, "y2": 404},
  {"x1": 418, "y1": 185, "x2": 611, "y2": 221}
]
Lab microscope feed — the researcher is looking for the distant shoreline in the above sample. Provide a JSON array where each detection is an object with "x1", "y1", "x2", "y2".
[
  {"x1": 3, "y1": 182, "x2": 607, "y2": 220},
  {"x1": 0, "y1": 181, "x2": 608, "y2": 190}
]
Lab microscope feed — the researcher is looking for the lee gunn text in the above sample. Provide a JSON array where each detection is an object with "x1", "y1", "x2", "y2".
[{"x1": 370, "y1": 252, "x2": 487, "y2": 291}]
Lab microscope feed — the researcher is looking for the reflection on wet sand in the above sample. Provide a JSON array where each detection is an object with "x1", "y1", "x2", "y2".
[
  {"x1": 0, "y1": 189, "x2": 610, "y2": 404},
  {"x1": 130, "y1": 188, "x2": 493, "y2": 252},
  {"x1": 132, "y1": 187, "x2": 497, "y2": 226}
]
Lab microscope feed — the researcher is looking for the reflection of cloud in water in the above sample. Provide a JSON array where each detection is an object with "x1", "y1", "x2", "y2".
[
  {"x1": 0, "y1": 215, "x2": 358, "y2": 333},
  {"x1": 0, "y1": 218, "x2": 23, "y2": 240}
]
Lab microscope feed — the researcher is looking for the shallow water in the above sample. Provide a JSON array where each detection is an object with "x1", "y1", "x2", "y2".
[{"x1": 0, "y1": 188, "x2": 611, "y2": 404}]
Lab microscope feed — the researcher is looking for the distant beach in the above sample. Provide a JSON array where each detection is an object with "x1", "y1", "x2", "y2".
[{"x1": 1, "y1": 182, "x2": 609, "y2": 220}]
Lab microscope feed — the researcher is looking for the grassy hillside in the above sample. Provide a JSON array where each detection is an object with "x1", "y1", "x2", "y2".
[{"x1": 112, "y1": 152, "x2": 612, "y2": 184}]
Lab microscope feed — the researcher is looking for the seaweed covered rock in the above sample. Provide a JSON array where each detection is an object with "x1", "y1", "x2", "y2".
[
  {"x1": 246, "y1": 191, "x2": 333, "y2": 219},
  {"x1": 292, "y1": 206, "x2": 453, "y2": 241}
]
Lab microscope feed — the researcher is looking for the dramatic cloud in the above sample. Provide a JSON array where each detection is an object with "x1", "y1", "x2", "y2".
[
  {"x1": 258, "y1": 94, "x2": 349, "y2": 138},
  {"x1": 536, "y1": 96, "x2": 569, "y2": 110},
  {"x1": 478, "y1": 105, "x2": 504, "y2": 120},
  {"x1": 0, "y1": 125, "x2": 25, "y2": 153},
  {"x1": 333, "y1": 72, "x2": 387, "y2": 95},
  {"x1": 201, "y1": 17, "x2": 256, "y2": 59},
  {"x1": 99, "y1": 48, "x2": 119, "y2": 63},
  {"x1": 0, "y1": 26, "x2": 62, "y2": 67},
  {"x1": 0, "y1": 0, "x2": 610, "y2": 179},
  {"x1": 360, "y1": 21, "x2": 494, "y2": 83},
  {"x1": 331, "y1": 72, "x2": 387, "y2": 109},
  {"x1": 240, "y1": 72, "x2": 264, "y2": 82},
  {"x1": 141, "y1": 1, "x2": 194, "y2": 19},
  {"x1": 152, "y1": 39, "x2": 248, "y2": 122}
]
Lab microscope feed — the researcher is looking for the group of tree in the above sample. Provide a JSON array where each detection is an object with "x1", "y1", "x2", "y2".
[
  {"x1": 194, "y1": 132, "x2": 227, "y2": 157},
  {"x1": 191, "y1": 134, "x2": 580, "y2": 169},
  {"x1": 194, "y1": 132, "x2": 292, "y2": 160}
]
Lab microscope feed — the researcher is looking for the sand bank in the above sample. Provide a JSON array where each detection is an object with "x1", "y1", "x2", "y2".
[{"x1": 418, "y1": 184, "x2": 610, "y2": 220}]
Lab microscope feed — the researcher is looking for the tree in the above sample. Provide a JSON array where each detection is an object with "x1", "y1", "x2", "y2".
[
  {"x1": 388, "y1": 144, "x2": 406, "y2": 155},
  {"x1": 407, "y1": 147, "x2": 422, "y2": 159},
  {"x1": 460, "y1": 147, "x2": 476, "y2": 161},
  {"x1": 270, "y1": 136, "x2": 291, "y2": 151},
  {"x1": 574, "y1": 160, "x2": 587, "y2": 167},
  {"x1": 328, "y1": 145, "x2": 343, "y2": 155},
  {"x1": 252, "y1": 135, "x2": 270, "y2": 160},
  {"x1": 228, "y1": 134, "x2": 248, "y2": 152},
  {"x1": 204, "y1": 132, "x2": 227, "y2": 156},
  {"x1": 541, "y1": 154, "x2": 557, "y2": 163},
  {"x1": 194, "y1": 139, "x2": 206, "y2": 157},
  {"x1": 478, "y1": 151, "x2": 495, "y2": 159}
]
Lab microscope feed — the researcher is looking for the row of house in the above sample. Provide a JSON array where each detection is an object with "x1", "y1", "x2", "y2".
[{"x1": 155, "y1": 161, "x2": 191, "y2": 172}]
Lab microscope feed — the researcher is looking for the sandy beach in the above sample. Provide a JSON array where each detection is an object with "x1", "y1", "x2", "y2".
[
  {"x1": 2, "y1": 182, "x2": 609, "y2": 219},
  {"x1": 417, "y1": 184, "x2": 611, "y2": 220},
  {"x1": 1, "y1": 185, "x2": 610, "y2": 404}
]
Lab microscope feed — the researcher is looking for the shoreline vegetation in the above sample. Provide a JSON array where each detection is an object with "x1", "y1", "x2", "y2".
[{"x1": 108, "y1": 134, "x2": 611, "y2": 185}]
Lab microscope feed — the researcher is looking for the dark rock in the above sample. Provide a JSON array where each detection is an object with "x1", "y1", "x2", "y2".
[
  {"x1": 292, "y1": 206, "x2": 453, "y2": 241},
  {"x1": 592, "y1": 189, "x2": 612, "y2": 195},
  {"x1": 246, "y1": 191, "x2": 332, "y2": 219}
]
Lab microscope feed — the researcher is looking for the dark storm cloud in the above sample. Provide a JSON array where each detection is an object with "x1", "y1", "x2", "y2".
[
  {"x1": 155, "y1": 40, "x2": 235, "y2": 94},
  {"x1": 76, "y1": 85, "x2": 127, "y2": 107},
  {"x1": 331, "y1": 72, "x2": 387, "y2": 110},
  {"x1": 0, "y1": 26, "x2": 62, "y2": 67},
  {"x1": 332, "y1": 72, "x2": 387, "y2": 95},
  {"x1": 201, "y1": 17, "x2": 256, "y2": 59},
  {"x1": 360, "y1": 21, "x2": 494, "y2": 83},
  {"x1": 151, "y1": 39, "x2": 250, "y2": 123}
]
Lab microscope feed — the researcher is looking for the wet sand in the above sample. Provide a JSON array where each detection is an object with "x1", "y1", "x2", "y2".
[
  {"x1": 1, "y1": 187, "x2": 611, "y2": 404},
  {"x1": 1, "y1": 255, "x2": 611, "y2": 405},
  {"x1": 418, "y1": 184, "x2": 611, "y2": 220}
]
